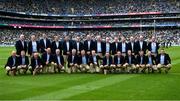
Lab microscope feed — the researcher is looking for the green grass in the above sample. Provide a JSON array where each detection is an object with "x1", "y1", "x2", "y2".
[{"x1": 0, "y1": 46, "x2": 180, "y2": 100}]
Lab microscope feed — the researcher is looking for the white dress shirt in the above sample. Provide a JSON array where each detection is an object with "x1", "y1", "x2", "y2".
[
  {"x1": 32, "y1": 41, "x2": 37, "y2": 52},
  {"x1": 160, "y1": 55, "x2": 165, "y2": 64},
  {"x1": 97, "y1": 42, "x2": 102, "y2": 52}
]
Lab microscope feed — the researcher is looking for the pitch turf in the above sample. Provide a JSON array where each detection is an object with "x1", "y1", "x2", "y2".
[{"x1": 0, "y1": 46, "x2": 180, "y2": 100}]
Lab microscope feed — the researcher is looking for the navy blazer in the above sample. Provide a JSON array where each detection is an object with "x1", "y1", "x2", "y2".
[
  {"x1": 84, "y1": 40, "x2": 95, "y2": 52},
  {"x1": 114, "y1": 55, "x2": 125, "y2": 65},
  {"x1": 145, "y1": 55, "x2": 156, "y2": 65},
  {"x1": 17, "y1": 56, "x2": 29, "y2": 66},
  {"x1": 41, "y1": 53, "x2": 54, "y2": 66},
  {"x1": 94, "y1": 41, "x2": 105, "y2": 54},
  {"x1": 73, "y1": 41, "x2": 84, "y2": 52},
  {"x1": 39, "y1": 38, "x2": 51, "y2": 53},
  {"x1": 127, "y1": 42, "x2": 137, "y2": 54},
  {"x1": 102, "y1": 56, "x2": 113, "y2": 66},
  {"x1": 111, "y1": 42, "x2": 120, "y2": 55},
  {"x1": 51, "y1": 41, "x2": 62, "y2": 54},
  {"x1": 15, "y1": 40, "x2": 27, "y2": 55},
  {"x1": 124, "y1": 55, "x2": 136, "y2": 64},
  {"x1": 119, "y1": 42, "x2": 129, "y2": 53},
  {"x1": 89, "y1": 55, "x2": 101, "y2": 66},
  {"x1": 30, "y1": 57, "x2": 42, "y2": 70},
  {"x1": 147, "y1": 42, "x2": 159, "y2": 53},
  {"x1": 136, "y1": 55, "x2": 147, "y2": 64},
  {"x1": 78, "y1": 55, "x2": 89, "y2": 65},
  {"x1": 136, "y1": 41, "x2": 147, "y2": 54},
  {"x1": 67, "y1": 55, "x2": 78, "y2": 67},
  {"x1": 53, "y1": 55, "x2": 64, "y2": 66},
  {"x1": 62, "y1": 40, "x2": 73, "y2": 55},
  {"x1": 28, "y1": 41, "x2": 40, "y2": 55},
  {"x1": 5, "y1": 56, "x2": 18, "y2": 68},
  {"x1": 156, "y1": 54, "x2": 171, "y2": 65}
]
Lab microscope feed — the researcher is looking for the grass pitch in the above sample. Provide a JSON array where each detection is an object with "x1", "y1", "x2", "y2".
[{"x1": 0, "y1": 46, "x2": 180, "y2": 100}]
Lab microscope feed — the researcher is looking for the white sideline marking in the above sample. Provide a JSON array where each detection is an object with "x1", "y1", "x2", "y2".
[{"x1": 25, "y1": 75, "x2": 137, "y2": 100}]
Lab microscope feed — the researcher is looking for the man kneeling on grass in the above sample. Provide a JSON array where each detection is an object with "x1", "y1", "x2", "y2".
[
  {"x1": 136, "y1": 51, "x2": 147, "y2": 73},
  {"x1": 29, "y1": 53, "x2": 43, "y2": 75},
  {"x1": 156, "y1": 49, "x2": 172, "y2": 73},
  {"x1": 41, "y1": 48, "x2": 55, "y2": 73},
  {"x1": 123, "y1": 50, "x2": 136, "y2": 73},
  {"x1": 78, "y1": 50, "x2": 90, "y2": 72},
  {"x1": 146, "y1": 51, "x2": 157, "y2": 73},
  {"x1": 89, "y1": 50, "x2": 101, "y2": 73},
  {"x1": 53, "y1": 49, "x2": 65, "y2": 73},
  {"x1": 67, "y1": 49, "x2": 78, "y2": 73},
  {"x1": 17, "y1": 50, "x2": 29, "y2": 74},
  {"x1": 114, "y1": 51, "x2": 125, "y2": 73},
  {"x1": 5, "y1": 51, "x2": 18, "y2": 76},
  {"x1": 100, "y1": 52, "x2": 114, "y2": 75}
]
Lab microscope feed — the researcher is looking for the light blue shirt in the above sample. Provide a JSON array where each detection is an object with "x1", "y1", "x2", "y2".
[
  {"x1": 148, "y1": 57, "x2": 152, "y2": 65},
  {"x1": 160, "y1": 55, "x2": 165, "y2": 64},
  {"x1": 122, "y1": 43, "x2": 126, "y2": 52},
  {"x1": 151, "y1": 42, "x2": 156, "y2": 53},
  {"x1": 35, "y1": 59, "x2": 38, "y2": 66},
  {"x1": 13, "y1": 57, "x2": 16, "y2": 66},
  {"x1": 93, "y1": 56, "x2": 97, "y2": 63},
  {"x1": 82, "y1": 56, "x2": 87, "y2": 64},
  {"x1": 106, "y1": 43, "x2": 110, "y2": 53},
  {"x1": 140, "y1": 57, "x2": 143, "y2": 64},
  {"x1": 32, "y1": 41, "x2": 37, "y2": 52},
  {"x1": 118, "y1": 57, "x2": 121, "y2": 64},
  {"x1": 46, "y1": 54, "x2": 50, "y2": 62},
  {"x1": 97, "y1": 42, "x2": 102, "y2": 52},
  {"x1": 107, "y1": 58, "x2": 109, "y2": 65},
  {"x1": 57, "y1": 56, "x2": 61, "y2": 64},
  {"x1": 22, "y1": 57, "x2": 25, "y2": 65},
  {"x1": 128, "y1": 56, "x2": 131, "y2": 64}
]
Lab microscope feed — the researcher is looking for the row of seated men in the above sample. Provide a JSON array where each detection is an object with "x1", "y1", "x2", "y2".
[
  {"x1": 5, "y1": 47, "x2": 171, "y2": 76},
  {"x1": 15, "y1": 34, "x2": 160, "y2": 59}
]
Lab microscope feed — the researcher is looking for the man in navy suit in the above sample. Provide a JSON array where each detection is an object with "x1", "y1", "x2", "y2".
[
  {"x1": 104, "y1": 37, "x2": 112, "y2": 54},
  {"x1": 39, "y1": 34, "x2": 51, "y2": 53},
  {"x1": 51, "y1": 35, "x2": 62, "y2": 55},
  {"x1": 119, "y1": 37, "x2": 128, "y2": 56},
  {"x1": 73, "y1": 36, "x2": 84, "y2": 55},
  {"x1": 146, "y1": 51, "x2": 157, "y2": 73},
  {"x1": 156, "y1": 49, "x2": 172, "y2": 73},
  {"x1": 5, "y1": 51, "x2": 18, "y2": 76},
  {"x1": 67, "y1": 49, "x2": 79, "y2": 73},
  {"x1": 123, "y1": 50, "x2": 136, "y2": 73},
  {"x1": 62, "y1": 36, "x2": 73, "y2": 64},
  {"x1": 15, "y1": 34, "x2": 27, "y2": 56},
  {"x1": 100, "y1": 52, "x2": 114, "y2": 75},
  {"x1": 84, "y1": 35, "x2": 94, "y2": 55},
  {"x1": 128, "y1": 36, "x2": 137, "y2": 55},
  {"x1": 78, "y1": 50, "x2": 89, "y2": 72},
  {"x1": 17, "y1": 50, "x2": 29, "y2": 74},
  {"x1": 136, "y1": 35, "x2": 147, "y2": 54},
  {"x1": 136, "y1": 51, "x2": 147, "y2": 73},
  {"x1": 41, "y1": 48, "x2": 54, "y2": 73},
  {"x1": 89, "y1": 50, "x2": 101, "y2": 73},
  {"x1": 53, "y1": 49, "x2": 64, "y2": 73},
  {"x1": 114, "y1": 51, "x2": 125, "y2": 71},
  {"x1": 28, "y1": 35, "x2": 40, "y2": 56},
  {"x1": 94, "y1": 36, "x2": 105, "y2": 57},
  {"x1": 147, "y1": 36, "x2": 159, "y2": 57},
  {"x1": 111, "y1": 37, "x2": 120, "y2": 55},
  {"x1": 29, "y1": 52, "x2": 43, "y2": 75}
]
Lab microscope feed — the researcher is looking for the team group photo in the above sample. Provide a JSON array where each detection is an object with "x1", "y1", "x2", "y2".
[{"x1": 5, "y1": 34, "x2": 172, "y2": 76}]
